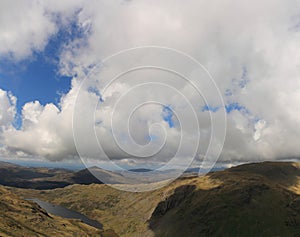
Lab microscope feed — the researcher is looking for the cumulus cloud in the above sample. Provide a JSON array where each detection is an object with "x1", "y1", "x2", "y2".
[
  {"x1": 0, "y1": 0, "x2": 84, "y2": 60},
  {"x1": 2, "y1": 83, "x2": 79, "y2": 160},
  {"x1": 0, "y1": 89, "x2": 16, "y2": 130},
  {"x1": 1, "y1": 0, "x2": 300, "y2": 168}
]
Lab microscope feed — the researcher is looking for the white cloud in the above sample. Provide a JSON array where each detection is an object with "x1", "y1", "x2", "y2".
[
  {"x1": 0, "y1": 0, "x2": 85, "y2": 60},
  {"x1": 2, "y1": 82, "x2": 79, "y2": 160},
  {"x1": 0, "y1": 1, "x2": 55, "y2": 60},
  {"x1": 0, "y1": 89, "x2": 16, "y2": 130}
]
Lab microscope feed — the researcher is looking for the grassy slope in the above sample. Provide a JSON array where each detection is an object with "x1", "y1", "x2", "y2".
[
  {"x1": 11, "y1": 175, "x2": 222, "y2": 236},
  {"x1": 13, "y1": 161, "x2": 300, "y2": 237},
  {"x1": 0, "y1": 185, "x2": 102, "y2": 237}
]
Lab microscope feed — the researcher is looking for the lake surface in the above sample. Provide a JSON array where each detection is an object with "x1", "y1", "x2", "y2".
[{"x1": 27, "y1": 198, "x2": 103, "y2": 229}]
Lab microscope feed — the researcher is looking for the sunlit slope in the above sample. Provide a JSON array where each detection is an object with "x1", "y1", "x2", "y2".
[
  {"x1": 0, "y1": 185, "x2": 102, "y2": 236},
  {"x1": 14, "y1": 161, "x2": 300, "y2": 237}
]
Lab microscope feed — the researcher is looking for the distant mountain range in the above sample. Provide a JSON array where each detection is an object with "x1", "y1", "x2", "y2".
[
  {"x1": 0, "y1": 161, "x2": 104, "y2": 189},
  {"x1": 0, "y1": 161, "x2": 226, "y2": 190}
]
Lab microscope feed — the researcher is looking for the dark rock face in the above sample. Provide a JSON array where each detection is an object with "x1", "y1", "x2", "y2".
[
  {"x1": 227, "y1": 183, "x2": 270, "y2": 206},
  {"x1": 150, "y1": 185, "x2": 196, "y2": 222},
  {"x1": 289, "y1": 197, "x2": 300, "y2": 212}
]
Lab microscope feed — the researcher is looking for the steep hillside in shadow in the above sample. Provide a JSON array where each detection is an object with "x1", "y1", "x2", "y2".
[{"x1": 149, "y1": 162, "x2": 300, "y2": 237}]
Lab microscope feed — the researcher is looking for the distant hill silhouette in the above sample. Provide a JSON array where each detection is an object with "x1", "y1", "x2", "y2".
[{"x1": 0, "y1": 161, "x2": 104, "y2": 189}]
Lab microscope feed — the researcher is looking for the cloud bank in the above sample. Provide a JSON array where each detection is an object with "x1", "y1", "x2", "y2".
[{"x1": 1, "y1": 0, "x2": 300, "y2": 168}]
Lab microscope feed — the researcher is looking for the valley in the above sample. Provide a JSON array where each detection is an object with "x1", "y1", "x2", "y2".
[{"x1": 3, "y1": 161, "x2": 300, "y2": 236}]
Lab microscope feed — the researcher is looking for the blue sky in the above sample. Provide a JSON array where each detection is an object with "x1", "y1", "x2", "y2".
[
  {"x1": 0, "y1": 18, "x2": 87, "y2": 129},
  {"x1": 0, "y1": 53, "x2": 71, "y2": 109},
  {"x1": 162, "y1": 105, "x2": 175, "y2": 128}
]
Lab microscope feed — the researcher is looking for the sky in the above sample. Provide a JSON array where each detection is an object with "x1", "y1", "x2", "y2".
[{"x1": 0, "y1": 0, "x2": 300, "y2": 172}]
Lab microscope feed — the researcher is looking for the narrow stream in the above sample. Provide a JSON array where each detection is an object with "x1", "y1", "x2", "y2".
[{"x1": 27, "y1": 198, "x2": 103, "y2": 229}]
